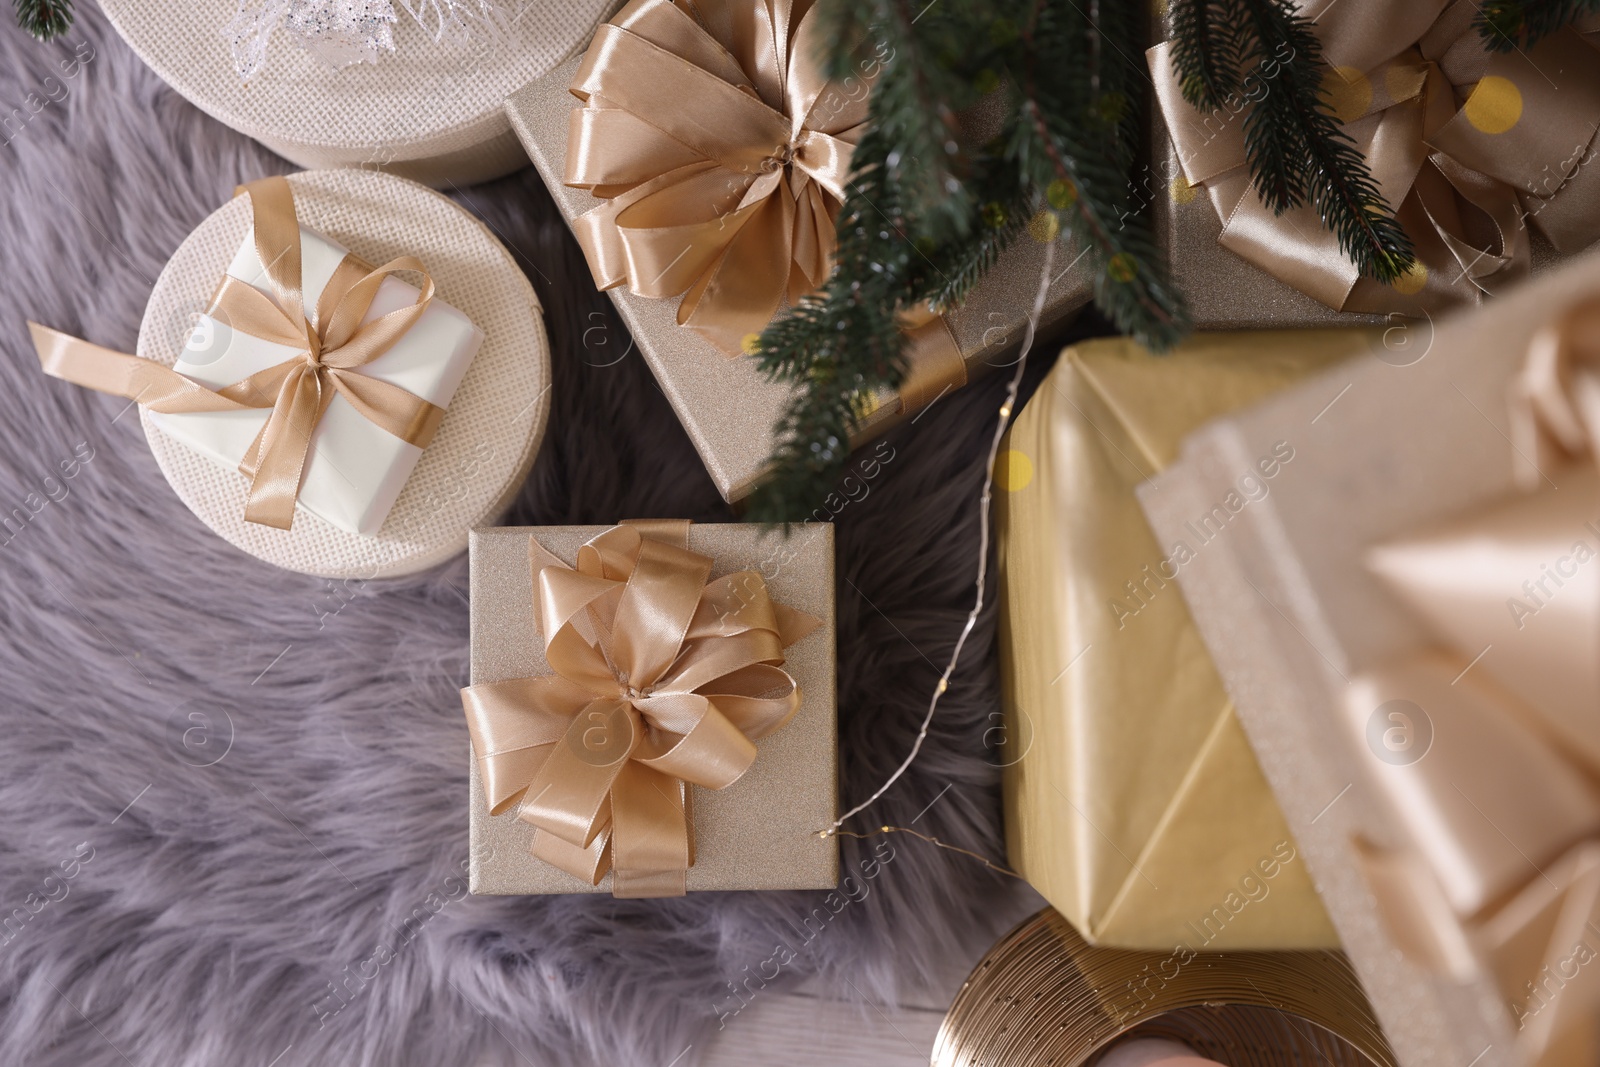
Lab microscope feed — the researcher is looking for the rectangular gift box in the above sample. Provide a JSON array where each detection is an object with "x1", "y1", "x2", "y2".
[
  {"x1": 467, "y1": 522, "x2": 838, "y2": 894},
  {"x1": 148, "y1": 224, "x2": 482, "y2": 536},
  {"x1": 997, "y1": 331, "x2": 1368, "y2": 951},
  {"x1": 506, "y1": 58, "x2": 1091, "y2": 503},
  {"x1": 1135, "y1": 247, "x2": 1600, "y2": 1065}
]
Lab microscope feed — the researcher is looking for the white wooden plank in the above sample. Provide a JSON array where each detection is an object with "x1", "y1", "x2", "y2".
[{"x1": 700, "y1": 992, "x2": 943, "y2": 1067}]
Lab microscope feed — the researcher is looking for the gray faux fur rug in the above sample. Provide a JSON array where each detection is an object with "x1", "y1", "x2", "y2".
[{"x1": 0, "y1": 10, "x2": 1091, "y2": 1066}]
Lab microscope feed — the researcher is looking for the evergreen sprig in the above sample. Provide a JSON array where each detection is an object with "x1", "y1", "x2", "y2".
[
  {"x1": 1475, "y1": 0, "x2": 1600, "y2": 50},
  {"x1": 1169, "y1": 0, "x2": 1413, "y2": 284},
  {"x1": 747, "y1": 0, "x2": 1185, "y2": 523},
  {"x1": 13, "y1": 0, "x2": 72, "y2": 40}
]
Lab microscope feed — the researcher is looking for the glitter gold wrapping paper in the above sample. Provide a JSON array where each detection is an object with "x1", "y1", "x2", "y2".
[
  {"x1": 996, "y1": 331, "x2": 1384, "y2": 950},
  {"x1": 1135, "y1": 247, "x2": 1600, "y2": 1067},
  {"x1": 506, "y1": 57, "x2": 1092, "y2": 503},
  {"x1": 467, "y1": 523, "x2": 838, "y2": 894}
]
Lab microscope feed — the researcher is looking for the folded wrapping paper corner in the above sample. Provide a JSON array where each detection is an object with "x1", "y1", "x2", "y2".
[
  {"x1": 29, "y1": 175, "x2": 474, "y2": 533},
  {"x1": 1341, "y1": 293, "x2": 1600, "y2": 1064},
  {"x1": 460, "y1": 520, "x2": 822, "y2": 899},
  {"x1": 1148, "y1": 0, "x2": 1600, "y2": 316}
]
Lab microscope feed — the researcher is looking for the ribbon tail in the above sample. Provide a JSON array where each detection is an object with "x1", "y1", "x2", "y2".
[
  {"x1": 240, "y1": 365, "x2": 327, "y2": 530},
  {"x1": 29, "y1": 322, "x2": 261, "y2": 415},
  {"x1": 518, "y1": 699, "x2": 637, "y2": 849},
  {"x1": 610, "y1": 763, "x2": 690, "y2": 898},
  {"x1": 530, "y1": 817, "x2": 613, "y2": 887}
]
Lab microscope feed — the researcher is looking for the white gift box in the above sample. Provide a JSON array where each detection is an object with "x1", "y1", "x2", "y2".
[{"x1": 148, "y1": 224, "x2": 483, "y2": 536}]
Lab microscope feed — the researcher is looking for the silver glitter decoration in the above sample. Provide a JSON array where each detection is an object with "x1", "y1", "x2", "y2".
[{"x1": 225, "y1": 0, "x2": 503, "y2": 80}]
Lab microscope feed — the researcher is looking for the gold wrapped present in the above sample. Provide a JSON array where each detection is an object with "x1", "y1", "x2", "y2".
[{"x1": 995, "y1": 330, "x2": 1383, "y2": 950}]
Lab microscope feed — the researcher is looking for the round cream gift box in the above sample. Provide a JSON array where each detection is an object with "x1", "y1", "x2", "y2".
[
  {"x1": 137, "y1": 168, "x2": 550, "y2": 578},
  {"x1": 99, "y1": 0, "x2": 615, "y2": 186}
]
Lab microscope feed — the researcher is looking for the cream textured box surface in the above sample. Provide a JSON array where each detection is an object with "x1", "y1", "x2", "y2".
[
  {"x1": 506, "y1": 57, "x2": 1089, "y2": 502},
  {"x1": 468, "y1": 523, "x2": 838, "y2": 894},
  {"x1": 149, "y1": 224, "x2": 482, "y2": 537},
  {"x1": 99, "y1": 0, "x2": 617, "y2": 186},
  {"x1": 1136, "y1": 247, "x2": 1600, "y2": 1067}
]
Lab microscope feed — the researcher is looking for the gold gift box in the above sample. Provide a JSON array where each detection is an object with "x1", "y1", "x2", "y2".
[
  {"x1": 995, "y1": 331, "x2": 1382, "y2": 950},
  {"x1": 506, "y1": 59, "x2": 1091, "y2": 503},
  {"x1": 1136, "y1": 248, "x2": 1600, "y2": 1065},
  {"x1": 467, "y1": 522, "x2": 838, "y2": 894}
]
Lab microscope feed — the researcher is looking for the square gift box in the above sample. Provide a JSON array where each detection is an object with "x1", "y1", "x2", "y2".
[
  {"x1": 1137, "y1": 247, "x2": 1600, "y2": 1065},
  {"x1": 506, "y1": 54, "x2": 1090, "y2": 503},
  {"x1": 466, "y1": 522, "x2": 838, "y2": 894},
  {"x1": 997, "y1": 330, "x2": 1367, "y2": 951},
  {"x1": 148, "y1": 222, "x2": 482, "y2": 537}
]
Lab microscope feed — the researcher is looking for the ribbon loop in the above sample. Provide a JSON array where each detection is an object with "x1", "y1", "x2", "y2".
[
  {"x1": 460, "y1": 522, "x2": 821, "y2": 897},
  {"x1": 28, "y1": 175, "x2": 446, "y2": 531},
  {"x1": 564, "y1": 0, "x2": 862, "y2": 354}
]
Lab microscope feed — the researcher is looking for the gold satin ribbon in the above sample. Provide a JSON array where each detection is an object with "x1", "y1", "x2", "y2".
[
  {"x1": 28, "y1": 176, "x2": 445, "y2": 530},
  {"x1": 1346, "y1": 296, "x2": 1600, "y2": 1062},
  {"x1": 564, "y1": 0, "x2": 968, "y2": 414},
  {"x1": 460, "y1": 521, "x2": 822, "y2": 898},
  {"x1": 1149, "y1": 0, "x2": 1600, "y2": 315}
]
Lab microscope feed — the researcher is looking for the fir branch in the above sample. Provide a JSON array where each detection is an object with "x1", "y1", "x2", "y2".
[
  {"x1": 1476, "y1": 0, "x2": 1600, "y2": 50},
  {"x1": 747, "y1": 0, "x2": 1189, "y2": 522},
  {"x1": 14, "y1": 0, "x2": 72, "y2": 40},
  {"x1": 1167, "y1": 0, "x2": 1413, "y2": 284},
  {"x1": 1170, "y1": 0, "x2": 1243, "y2": 109}
]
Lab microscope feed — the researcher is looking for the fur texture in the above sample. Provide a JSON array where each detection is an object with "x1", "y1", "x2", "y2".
[{"x1": 0, "y1": 11, "x2": 1095, "y2": 1066}]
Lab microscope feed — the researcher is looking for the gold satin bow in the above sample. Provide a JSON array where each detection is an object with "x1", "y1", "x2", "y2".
[
  {"x1": 460, "y1": 521, "x2": 822, "y2": 898},
  {"x1": 28, "y1": 176, "x2": 445, "y2": 531},
  {"x1": 1346, "y1": 296, "x2": 1600, "y2": 1063},
  {"x1": 566, "y1": 0, "x2": 864, "y2": 356},
  {"x1": 1149, "y1": 0, "x2": 1600, "y2": 315}
]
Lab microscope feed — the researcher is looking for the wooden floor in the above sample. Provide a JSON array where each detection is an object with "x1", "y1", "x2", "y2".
[{"x1": 698, "y1": 888, "x2": 1047, "y2": 1067}]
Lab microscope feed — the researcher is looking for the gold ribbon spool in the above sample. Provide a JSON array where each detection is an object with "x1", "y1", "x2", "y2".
[{"x1": 933, "y1": 908, "x2": 1395, "y2": 1067}]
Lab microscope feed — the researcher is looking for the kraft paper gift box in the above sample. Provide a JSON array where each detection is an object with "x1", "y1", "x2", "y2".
[
  {"x1": 996, "y1": 331, "x2": 1378, "y2": 951},
  {"x1": 505, "y1": 42, "x2": 1091, "y2": 503},
  {"x1": 1145, "y1": 0, "x2": 1600, "y2": 329},
  {"x1": 149, "y1": 223, "x2": 482, "y2": 538},
  {"x1": 466, "y1": 522, "x2": 837, "y2": 895},
  {"x1": 1137, "y1": 247, "x2": 1600, "y2": 1067}
]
